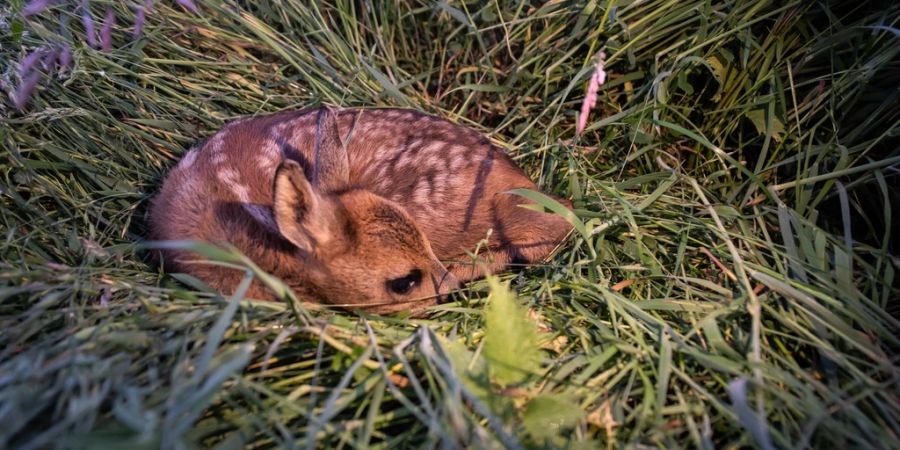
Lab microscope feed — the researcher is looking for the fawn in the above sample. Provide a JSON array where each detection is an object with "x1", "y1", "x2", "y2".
[{"x1": 149, "y1": 107, "x2": 572, "y2": 313}]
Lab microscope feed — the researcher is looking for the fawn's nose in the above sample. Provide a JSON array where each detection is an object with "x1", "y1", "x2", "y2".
[{"x1": 433, "y1": 270, "x2": 461, "y2": 304}]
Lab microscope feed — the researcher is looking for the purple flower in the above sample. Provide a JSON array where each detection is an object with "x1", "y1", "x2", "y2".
[
  {"x1": 21, "y1": 0, "x2": 53, "y2": 16},
  {"x1": 100, "y1": 8, "x2": 115, "y2": 51},
  {"x1": 133, "y1": 5, "x2": 146, "y2": 38},
  {"x1": 175, "y1": 0, "x2": 198, "y2": 13},
  {"x1": 12, "y1": 71, "x2": 42, "y2": 111},
  {"x1": 42, "y1": 47, "x2": 61, "y2": 72},
  {"x1": 58, "y1": 44, "x2": 72, "y2": 72},
  {"x1": 82, "y1": 11, "x2": 97, "y2": 48},
  {"x1": 576, "y1": 52, "x2": 607, "y2": 136},
  {"x1": 18, "y1": 50, "x2": 42, "y2": 77}
]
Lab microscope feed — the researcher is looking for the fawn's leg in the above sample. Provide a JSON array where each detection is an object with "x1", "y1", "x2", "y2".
[{"x1": 445, "y1": 193, "x2": 573, "y2": 283}]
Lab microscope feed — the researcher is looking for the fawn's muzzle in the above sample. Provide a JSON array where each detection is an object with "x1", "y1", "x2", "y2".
[{"x1": 432, "y1": 270, "x2": 461, "y2": 304}]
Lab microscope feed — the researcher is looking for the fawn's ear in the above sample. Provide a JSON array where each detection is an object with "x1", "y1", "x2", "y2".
[
  {"x1": 312, "y1": 106, "x2": 350, "y2": 192},
  {"x1": 273, "y1": 160, "x2": 335, "y2": 253}
]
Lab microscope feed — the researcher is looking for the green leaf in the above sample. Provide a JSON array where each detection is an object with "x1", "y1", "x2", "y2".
[
  {"x1": 125, "y1": 119, "x2": 181, "y2": 130},
  {"x1": 452, "y1": 83, "x2": 508, "y2": 93},
  {"x1": 483, "y1": 277, "x2": 543, "y2": 386},
  {"x1": 440, "y1": 335, "x2": 490, "y2": 400},
  {"x1": 522, "y1": 393, "x2": 585, "y2": 440},
  {"x1": 705, "y1": 55, "x2": 727, "y2": 83},
  {"x1": 11, "y1": 20, "x2": 24, "y2": 42},
  {"x1": 746, "y1": 109, "x2": 785, "y2": 142},
  {"x1": 169, "y1": 273, "x2": 217, "y2": 293},
  {"x1": 361, "y1": 59, "x2": 407, "y2": 102}
]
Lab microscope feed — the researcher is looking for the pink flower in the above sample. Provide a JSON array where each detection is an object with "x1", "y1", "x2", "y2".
[
  {"x1": 576, "y1": 52, "x2": 607, "y2": 136},
  {"x1": 100, "y1": 8, "x2": 115, "y2": 51}
]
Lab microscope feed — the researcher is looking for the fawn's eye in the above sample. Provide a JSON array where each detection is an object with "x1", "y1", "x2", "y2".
[{"x1": 387, "y1": 269, "x2": 422, "y2": 295}]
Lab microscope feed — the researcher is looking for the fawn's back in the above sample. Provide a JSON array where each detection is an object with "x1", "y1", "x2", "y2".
[{"x1": 150, "y1": 108, "x2": 571, "y2": 311}]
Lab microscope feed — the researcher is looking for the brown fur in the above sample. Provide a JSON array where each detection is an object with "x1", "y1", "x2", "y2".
[{"x1": 149, "y1": 107, "x2": 572, "y2": 312}]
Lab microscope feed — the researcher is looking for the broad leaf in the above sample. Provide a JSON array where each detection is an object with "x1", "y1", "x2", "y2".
[
  {"x1": 483, "y1": 277, "x2": 543, "y2": 386},
  {"x1": 522, "y1": 393, "x2": 585, "y2": 440}
]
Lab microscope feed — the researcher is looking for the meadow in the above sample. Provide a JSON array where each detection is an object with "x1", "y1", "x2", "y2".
[{"x1": 1, "y1": 0, "x2": 898, "y2": 448}]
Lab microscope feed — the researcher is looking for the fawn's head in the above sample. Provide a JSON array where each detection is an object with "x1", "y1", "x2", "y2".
[{"x1": 272, "y1": 108, "x2": 458, "y2": 313}]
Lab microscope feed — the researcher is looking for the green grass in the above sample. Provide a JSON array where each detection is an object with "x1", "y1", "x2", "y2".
[{"x1": 2, "y1": 0, "x2": 899, "y2": 448}]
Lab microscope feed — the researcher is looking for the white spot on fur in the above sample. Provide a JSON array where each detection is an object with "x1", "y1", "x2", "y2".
[
  {"x1": 218, "y1": 169, "x2": 242, "y2": 194},
  {"x1": 211, "y1": 151, "x2": 227, "y2": 166},
  {"x1": 413, "y1": 188, "x2": 428, "y2": 204},
  {"x1": 217, "y1": 169, "x2": 277, "y2": 231},
  {"x1": 422, "y1": 141, "x2": 446, "y2": 156},
  {"x1": 449, "y1": 147, "x2": 467, "y2": 170},
  {"x1": 178, "y1": 148, "x2": 199, "y2": 170},
  {"x1": 208, "y1": 131, "x2": 226, "y2": 155},
  {"x1": 274, "y1": 115, "x2": 315, "y2": 135},
  {"x1": 433, "y1": 172, "x2": 447, "y2": 189},
  {"x1": 228, "y1": 117, "x2": 250, "y2": 127},
  {"x1": 413, "y1": 185, "x2": 433, "y2": 214},
  {"x1": 385, "y1": 110, "x2": 408, "y2": 119},
  {"x1": 272, "y1": 120, "x2": 292, "y2": 134},
  {"x1": 418, "y1": 178, "x2": 434, "y2": 200},
  {"x1": 258, "y1": 139, "x2": 281, "y2": 174}
]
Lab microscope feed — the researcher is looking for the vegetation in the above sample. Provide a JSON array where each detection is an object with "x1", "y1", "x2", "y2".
[{"x1": 1, "y1": 0, "x2": 898, "y2": 448}]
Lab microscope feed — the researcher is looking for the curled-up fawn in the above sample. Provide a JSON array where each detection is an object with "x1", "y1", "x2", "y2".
[{"x1": 149, "y1": 107, "x2": 572, "y2": 313}]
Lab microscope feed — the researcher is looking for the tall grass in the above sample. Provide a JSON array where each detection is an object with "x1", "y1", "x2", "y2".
[{"x1": 1, "y1": 0, "x2": 898, "y2": 448}]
